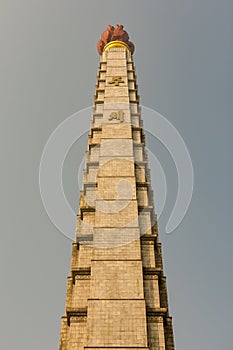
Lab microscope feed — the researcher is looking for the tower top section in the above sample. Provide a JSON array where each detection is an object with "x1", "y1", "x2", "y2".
[{"x1": 97, "y1": 24, "x2": 135, "y2": 55}]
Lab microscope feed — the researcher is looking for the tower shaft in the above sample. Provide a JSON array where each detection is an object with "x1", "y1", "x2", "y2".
[{"x1": 59, "y1": 44, "x2": 175, "y2": 350}]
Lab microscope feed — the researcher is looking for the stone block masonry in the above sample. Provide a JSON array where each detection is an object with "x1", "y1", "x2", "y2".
[{"x1": 59, "y1": 33, "x2": 175, "y2": 350}]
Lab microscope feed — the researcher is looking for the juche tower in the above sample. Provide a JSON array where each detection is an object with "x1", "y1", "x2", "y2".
[{"x1": 59, "y1": 25, "x2": 175, "y2": 350}]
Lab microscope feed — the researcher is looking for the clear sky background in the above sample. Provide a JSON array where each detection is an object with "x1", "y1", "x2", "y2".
[{"x1": 0, "y1": 1, "x2": 232, "y2": 349}]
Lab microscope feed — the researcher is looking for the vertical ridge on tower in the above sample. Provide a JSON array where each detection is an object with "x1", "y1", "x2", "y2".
[{"x1": 59, "y1": 25, "x2": 175, "y2": 350}]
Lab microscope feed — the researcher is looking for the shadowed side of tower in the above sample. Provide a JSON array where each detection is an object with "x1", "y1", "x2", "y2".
[{"x1": 59, "y1": 25, "x2": 175, "y2": 350}]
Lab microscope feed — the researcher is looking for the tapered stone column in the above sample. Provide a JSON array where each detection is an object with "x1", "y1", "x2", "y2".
[{"x1": 59, "y1": 25, "x2": 175, "y2": 350}]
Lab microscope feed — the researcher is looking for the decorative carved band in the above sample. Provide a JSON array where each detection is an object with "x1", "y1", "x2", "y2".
[
  {"x1": 75, "y1": 275, "x2": 90, "y2": 280},
  {"x1": 141, "y1": 240, "x2": 155, "y2": 246},
  {"x1": 72, "y1": 268, "x2": 91, "y2": 282},
  {"x1": 147, "y1": 315, "x2": 164, "y2": 323},
  {"x1": 70, "y1": 316, "x2": 87, "y2": 323},
  {"x1": 144, "y1": 274, "x2": 158, "y2": 280},
  {"x1": 67, "y1": 309, "x2": 87, "y2": 325}
]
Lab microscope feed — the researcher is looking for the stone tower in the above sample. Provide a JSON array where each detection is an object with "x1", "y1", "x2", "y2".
[{"x1": 59, "y1": 25, "x2": 175, "y2": 350}]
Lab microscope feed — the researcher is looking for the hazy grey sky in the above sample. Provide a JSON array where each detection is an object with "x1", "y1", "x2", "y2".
[{"x1": 0, "y1": 1, "x2": 232, "y2": 349}]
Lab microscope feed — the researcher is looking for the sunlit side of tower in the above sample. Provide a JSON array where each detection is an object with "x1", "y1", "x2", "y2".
[{"x1": 59, "y1": 25, "x2": 175, "y2": 350}]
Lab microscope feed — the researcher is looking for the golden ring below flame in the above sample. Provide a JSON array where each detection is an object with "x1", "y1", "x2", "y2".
[{"x1": 103, "y1": 40, "x2": 130, "y2": 52}]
